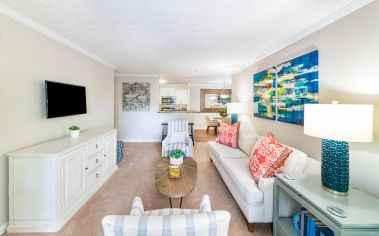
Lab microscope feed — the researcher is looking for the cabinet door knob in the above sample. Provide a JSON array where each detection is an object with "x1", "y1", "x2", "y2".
[
  {"x1": 95, "y1": 144, "x2": 98, "y2": 149},
  {"x1": 96, "y1": 173, "x2": 99, "y2": 178},
  {"x1": 85, "y1": 167, "x2": 88, "y2": 170},
  {"x1": 104, "y1": 154, "x2": 107, "y2": 157},
  {"x1": 96, "y1": 159, "x2": 99, "y2": 163}
]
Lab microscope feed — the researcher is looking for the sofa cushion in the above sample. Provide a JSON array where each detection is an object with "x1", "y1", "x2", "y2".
[
  {"x1": 281, "y1": 147, "x2": 308, "y2": 176},
  {"x1": 253, "y1": 136, "x2": 265, "y2": 150},
  {"x1": 220, "y1": 158, "x2": 264, "y2": 204},
  {"x1": 208, "y1": 141, "x2": 248, "y2": 163},
  {"x1": 238, "y1": 131, "x2": 258, "y2": 156},
  {"x1": 216, "y1": 122, "x2": 240, "y2": 148},
  {"x1": 248, "y1": 136, "x2": 307, "y2": 176},
  {"x1": 249, "y1": 133, "x2": 292, "y2": 182}
]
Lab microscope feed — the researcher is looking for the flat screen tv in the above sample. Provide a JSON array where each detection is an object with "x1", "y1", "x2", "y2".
[{"x1": 45, "y1": 80, "x2": 87, "y2": 118}]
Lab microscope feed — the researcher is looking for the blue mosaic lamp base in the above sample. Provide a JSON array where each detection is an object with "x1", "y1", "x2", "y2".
[
  {"x1": 321, "y1": 139, "x2": 349, "y2": 196},
  {"x1": 231, "y1": 114, "x2": 238, "y2": 125}
]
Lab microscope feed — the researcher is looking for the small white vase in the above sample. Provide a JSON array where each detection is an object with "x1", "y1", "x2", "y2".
[
  {"x1": 70, "y1": 130, "x2": 80, "y2": 138},
  {"x1": 170, "y1": 155, "x2": 183, "y2": 165}
]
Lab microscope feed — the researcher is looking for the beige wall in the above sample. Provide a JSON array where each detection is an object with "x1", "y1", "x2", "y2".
[
  {"x1": 0, "y1": 13, "x2": 114, "y2": 228},
  {"x1": 232, "y1": 1, "x2": 379, "y2": 197}
]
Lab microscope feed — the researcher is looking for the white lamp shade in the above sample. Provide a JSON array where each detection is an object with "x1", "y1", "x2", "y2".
[
  {"x1": 304, "y1": 103, "x2": 373, "y2": 142},
  {"x1": 227, "y1": 103, "x2": 246, "y2": 114}
]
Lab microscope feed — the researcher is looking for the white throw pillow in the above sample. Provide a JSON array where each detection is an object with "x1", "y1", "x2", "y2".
[
  {"x1": 281, "y1": 147, "x2": 308, "y2": 176},
  {"x1": 238, "y1": 132, "x2": 259, "y2": 156},
  {"x1": 169, "y1": 132, "x2": 186, "y2": 144}
]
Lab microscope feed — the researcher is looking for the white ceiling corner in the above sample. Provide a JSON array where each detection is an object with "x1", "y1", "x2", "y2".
[
  {"x1": 231, "y1": 0, "x2": 374, "y2": 75},
  {"x1": 0, "y1": 0, "x2": 373, "y2": 81},
  {"x1": 0, "y1": 2, "x2": 116, "y2": 69},
  {"x1": 114, "y1": 74, "x2": 160, "y2": 78}
]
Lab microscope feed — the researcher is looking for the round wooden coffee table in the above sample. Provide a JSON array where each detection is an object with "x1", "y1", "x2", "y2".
[{"x1": 155, "y1": 157, "x2": 198, "y2": 208}]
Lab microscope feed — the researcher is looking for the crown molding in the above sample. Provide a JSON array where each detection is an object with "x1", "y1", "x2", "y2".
[
  {"x1": 114, "y1": 73, "x2": 160, "y2": 78},
  {"x1": 0, "y1": 3, "x2": 116, "y2": 69},
  {"x1": 232, "y1": 0, "x2": 373, "y2": 75}
]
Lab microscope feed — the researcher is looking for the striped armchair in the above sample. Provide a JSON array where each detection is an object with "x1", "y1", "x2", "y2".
[
  {"x1": 102, "y1": 195, "x2": 231, "y2": 236},
  {"x1": 162, "y1": 120, "x2": 193, "y2": 157}
]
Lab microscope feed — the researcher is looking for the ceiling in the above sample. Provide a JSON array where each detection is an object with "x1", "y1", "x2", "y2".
[{"x1": 0, "y1": 0, "x2": 367, "y2": 81}]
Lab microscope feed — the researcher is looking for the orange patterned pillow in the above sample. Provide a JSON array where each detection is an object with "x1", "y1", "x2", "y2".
[
  {"x1": 249, "y1": 132, "x2": 292, "y2": 182},
  {"x1": 216, "y1": 121, "x2": 240, "y2": 148}
]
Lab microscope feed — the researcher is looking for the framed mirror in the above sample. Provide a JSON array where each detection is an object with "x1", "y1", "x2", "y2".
[{"x1": 200, "y1": 89, "x2": 232, "y2": 112}]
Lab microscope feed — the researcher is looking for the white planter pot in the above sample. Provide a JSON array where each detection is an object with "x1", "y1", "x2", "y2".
[
  {"x1": 70, "y1": 130, "x2": 80, "y2": 138},
  {"x1": 170, "y1": 155, "x2": 183, "y2": 165}
]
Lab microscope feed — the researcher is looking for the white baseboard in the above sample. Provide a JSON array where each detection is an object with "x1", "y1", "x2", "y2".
[
  {"x1": 122, "y1": 139, "x2": 161, "y2": 143},
  {"x1": 0, "y1": 222, "x2": 8, "y2": 235}
]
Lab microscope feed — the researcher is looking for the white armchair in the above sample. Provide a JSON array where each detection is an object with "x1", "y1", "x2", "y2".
[
  {"x1": 102, "y1": 195, "x2": 231, "y2": 236},
  {"x1": 162, "y1": 120, "x2": 193, "y2": 157}
]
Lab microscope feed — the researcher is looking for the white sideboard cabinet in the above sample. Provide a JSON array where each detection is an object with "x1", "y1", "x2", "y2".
[{"x1": 7, "y1": 129, "x2": 118, "y2": 233}]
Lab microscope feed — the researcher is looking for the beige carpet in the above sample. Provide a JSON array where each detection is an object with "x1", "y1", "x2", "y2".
[{"x1": 6, "y1": 142, "x2": 272, "y2": 236}]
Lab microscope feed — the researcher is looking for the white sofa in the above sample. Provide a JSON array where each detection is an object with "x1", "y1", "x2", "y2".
[
  {"x1": 102, "y1": 195, "x2": 231, "y2": 236},
  {"x1": 208, "y1": 131, "x2": 320, "y2": 232}
]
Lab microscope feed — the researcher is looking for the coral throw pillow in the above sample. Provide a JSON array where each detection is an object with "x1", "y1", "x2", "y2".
[
  {"x1": 216, "y1": 121, "x2": 240, "y2": 148},
  {"x1": 249, "y1": 132, "x2": 292, "y2": 182}
]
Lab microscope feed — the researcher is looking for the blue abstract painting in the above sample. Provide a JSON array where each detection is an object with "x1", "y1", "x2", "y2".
[
  {"x1": 276, "y1": 50, "x2": 319, "y2": 125},
  {"x1": 253, "y1": 67, "x2": 276, "y2": 120}
]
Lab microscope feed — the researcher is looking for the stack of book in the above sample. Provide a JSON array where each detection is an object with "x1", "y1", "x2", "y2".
[{"x1": 297, "y1": 208, "x2": 334, "y2": 236}]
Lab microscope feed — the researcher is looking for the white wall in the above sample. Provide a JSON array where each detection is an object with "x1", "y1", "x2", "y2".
[
  {"x1": 0, "y1": 13, "x2": 114, "y2": 229},
  {"x1": 115, "y1": 78, "x2": 233, "y2": 139},
  {"x1": 232, "y1": 1, "x2": 379, "y2": 198},
  {"x1": 115, "y1": 75, "x2": 196, "y2": 141}
]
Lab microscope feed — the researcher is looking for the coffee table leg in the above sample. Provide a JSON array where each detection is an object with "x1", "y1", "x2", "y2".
[
  {"x1": 169, "y1": 198, "x2": 172, "y2": 208},
  {"x1": 180, "y1": 197, "x2": 183, "y2": 208}
]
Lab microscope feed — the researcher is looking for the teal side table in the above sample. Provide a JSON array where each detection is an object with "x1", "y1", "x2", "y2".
[{"x1": 273, "y1": 174, "x2": 379, "y2": 236}]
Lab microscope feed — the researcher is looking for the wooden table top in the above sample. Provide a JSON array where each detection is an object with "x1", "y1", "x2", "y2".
[{"x1": 155, "y1": 158, "x2": 198, "y2": 199}]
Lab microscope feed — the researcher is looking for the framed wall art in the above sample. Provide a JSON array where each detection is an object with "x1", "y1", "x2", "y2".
[
  {"x1": 122, "y1": 82, "x2": 150, "y2": 111},
  {"x1": 253, "y1": 50, "x2": 319, "y2": 125},
  {"x1": 253, "y1": 67, "x2": 276, "y2": 120}
]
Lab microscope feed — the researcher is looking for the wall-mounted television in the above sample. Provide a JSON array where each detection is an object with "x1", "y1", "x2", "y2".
[{"x1": 45, "y1": 80, "x2": 87, "y2": 118}]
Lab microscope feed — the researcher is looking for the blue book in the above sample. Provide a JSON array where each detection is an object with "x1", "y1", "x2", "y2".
[
  {"x1": 311, "y1": 218, "x2": 316, "y2": 236},
  {"x1": 315, "y1": 219, "x2": 334, "y2": 236},
  {"x1": 319, "y1": 227, "x2": 334, "y2": 236},
  {"x1": 299, "y1": 208, "x2": 308, "y2": 236},
  {"x1": 306, "y1": 213, "x2": 316, "y2": 236}
]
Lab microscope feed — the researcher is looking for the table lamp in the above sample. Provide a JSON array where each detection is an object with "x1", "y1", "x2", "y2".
[
  {"x1": 304, "y1": 102, "x2": 373, "y2": 195},
  {"x1": 227, "y1": 103, "x2": 246, "y2": 124}
]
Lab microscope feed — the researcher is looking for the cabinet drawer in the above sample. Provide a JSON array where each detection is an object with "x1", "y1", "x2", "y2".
[
  {"x1": 87, "y1": 153, "x2": 104, "y2": 173},
  {"x1": 87, "y1": 166, "x2": 103, "y2": 190},
  {"x1": 88, "y1": 138, "x2": 103, "y2": 156}
]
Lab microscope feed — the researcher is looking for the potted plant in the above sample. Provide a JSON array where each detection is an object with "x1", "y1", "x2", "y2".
[
  {"x1": 219, "y1": 107, "x2": 228, "y2": 117},
  {"x1": 69, "y1": 125, "x2": 80, "y2": 138},
  {"x1": 169, "y1": 150, "x2": 184, "y2": 165}
]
